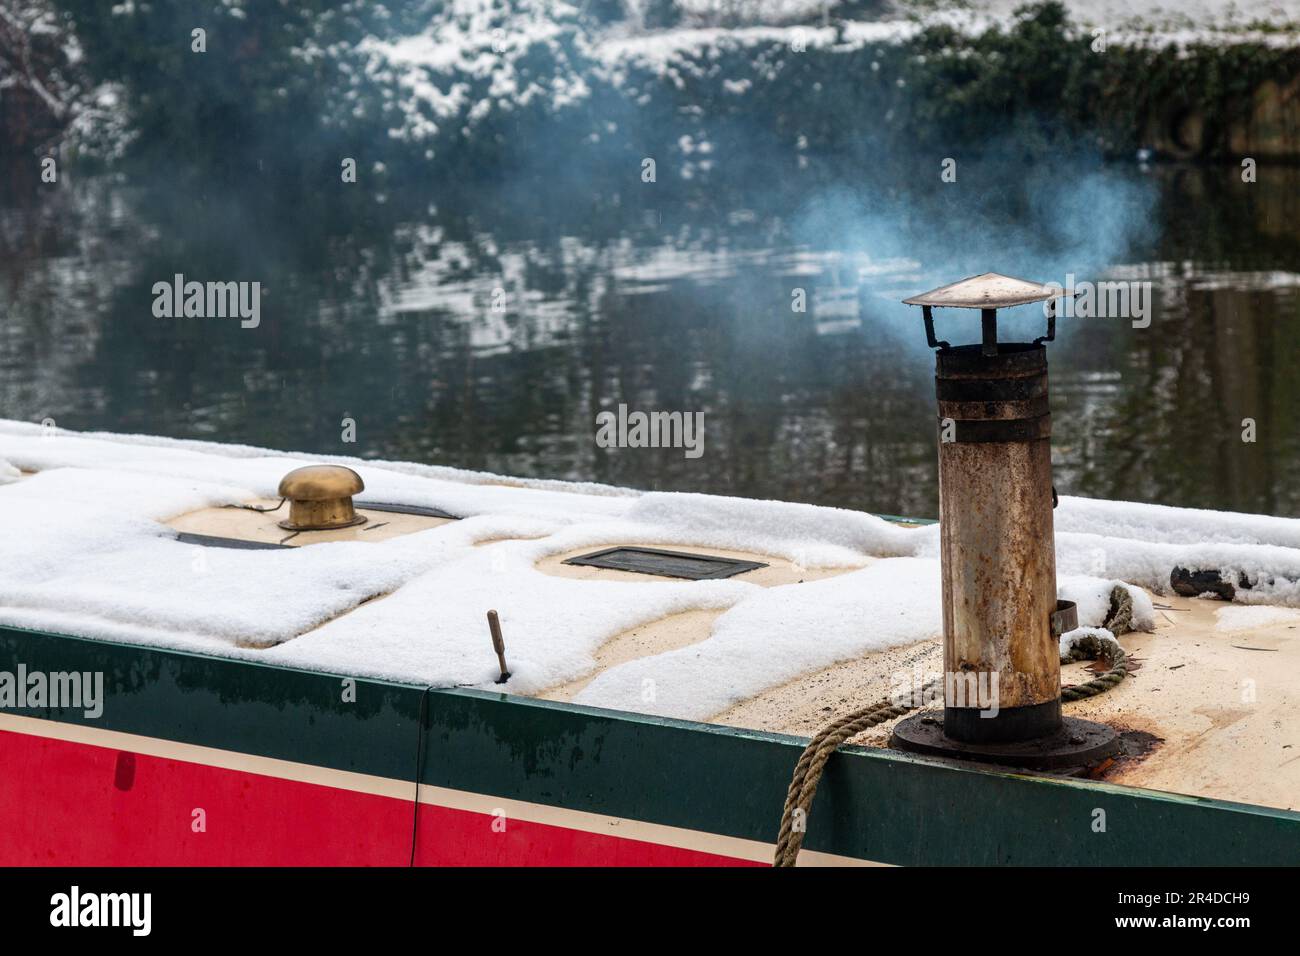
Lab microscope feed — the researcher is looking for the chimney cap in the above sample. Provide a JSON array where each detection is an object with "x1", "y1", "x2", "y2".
[{"x1": 902, "y1": 272, "x2": 1066, "y2": 310}]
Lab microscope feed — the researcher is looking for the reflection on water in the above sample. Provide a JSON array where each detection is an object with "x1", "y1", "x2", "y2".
[{"x1": 1, "y1": 165, "x2": 1297, "y2": 519}]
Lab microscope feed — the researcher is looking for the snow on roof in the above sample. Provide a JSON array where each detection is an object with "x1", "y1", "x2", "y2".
[
  {"x1": 960, "y1": 0, "x2": 1299, "y2": 32},
  {"x1": 590, "y1": 2, "x2": 1300, "y2": 73},
  {"x1": 356, "y1": 4, "x2": 1297, "y2": 144},
  {"x1": 674, "y1": 1, "x2": 1298, "y2": 32},
  {"x1": 3, "y1": 418, "x2": 1300, "y2": 720}
]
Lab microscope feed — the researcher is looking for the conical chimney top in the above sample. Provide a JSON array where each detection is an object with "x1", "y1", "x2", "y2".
[{"x1": 902, "y1": 272, "x2": 1065, "y2": 310}]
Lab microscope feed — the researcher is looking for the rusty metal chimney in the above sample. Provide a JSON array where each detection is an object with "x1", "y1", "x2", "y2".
[{"x1": 891, "y1": 273, "x2": 1117, "y2": 769}]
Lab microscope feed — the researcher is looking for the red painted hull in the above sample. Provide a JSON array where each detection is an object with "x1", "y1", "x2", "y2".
[{"x1": 0, "y1": 728, "x2": 755, "y2": 867}]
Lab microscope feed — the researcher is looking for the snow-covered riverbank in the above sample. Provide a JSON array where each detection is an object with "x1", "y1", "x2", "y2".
[{"x1": 13, "y1": 1, "x2": 1299, "y2": 171}]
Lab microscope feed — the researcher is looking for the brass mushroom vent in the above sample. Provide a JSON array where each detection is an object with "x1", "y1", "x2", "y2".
[{"x1": 277, "y1": 465, "x2": 367, "y2": 531}]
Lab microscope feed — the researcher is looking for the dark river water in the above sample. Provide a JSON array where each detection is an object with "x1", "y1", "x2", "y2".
[{"x1": 2, "y1": 161, "x2": 1297, "y2": 519}]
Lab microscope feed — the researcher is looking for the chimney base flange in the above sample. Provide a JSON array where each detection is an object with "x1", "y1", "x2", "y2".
[{"x1": 890, "y1": 711, "x2": 1120, "y2": 772}]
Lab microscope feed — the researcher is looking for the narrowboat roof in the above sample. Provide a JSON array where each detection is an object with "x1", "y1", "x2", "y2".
[{"x1": 2, "y1": 418, "x2": 1299, "y2": 811}]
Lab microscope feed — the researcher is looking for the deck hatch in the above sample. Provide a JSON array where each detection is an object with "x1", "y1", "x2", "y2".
[
  {"x1": 563, "y1": 546, "x2": 766, "y2": 580},
  {"x1": 357, "y1": 501, "x2": 459, "y2": 520},
  {"x1": 175, "y1": 532, "x2": 292, "y2": 551}
]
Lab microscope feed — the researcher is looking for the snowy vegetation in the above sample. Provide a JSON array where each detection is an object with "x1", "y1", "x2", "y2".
[{"x1": 3, "y1": 1, "x2": 1297, "y2": 176}]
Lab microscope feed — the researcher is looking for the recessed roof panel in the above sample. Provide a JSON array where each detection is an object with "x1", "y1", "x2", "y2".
[
  {"x1": 356, "y1": 501, "x2": 459, "y2": 520},
  {"x1": 175, "y1": 532, "x2": 292, "y2": 551},
  {"x1": 563, "y1": 546, "x2": 766, "y2": 580}
]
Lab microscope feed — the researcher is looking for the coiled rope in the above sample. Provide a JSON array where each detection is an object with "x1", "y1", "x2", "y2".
[{"x1": 773, "y1": 585, "x2": 1134, "y2": 867}]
